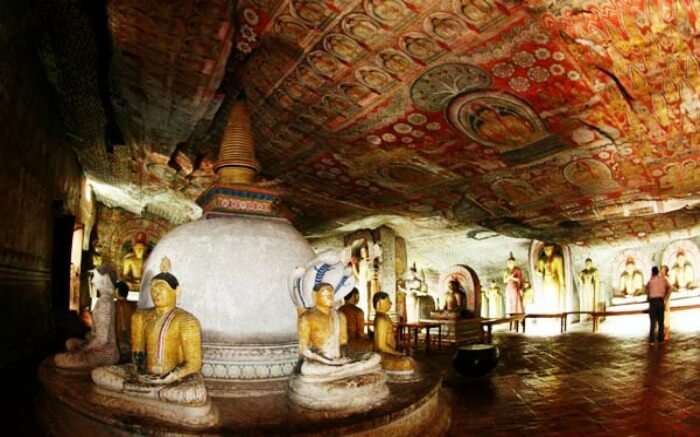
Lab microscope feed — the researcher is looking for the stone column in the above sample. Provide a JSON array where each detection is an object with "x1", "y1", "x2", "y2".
[{"x1": 376, "y1": 226, "x2": 397, "y2": 319}]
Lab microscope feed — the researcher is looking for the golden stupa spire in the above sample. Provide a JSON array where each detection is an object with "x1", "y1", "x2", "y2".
[{"x1": 214, "y1": 97, "x2": 261, "y2": 185}]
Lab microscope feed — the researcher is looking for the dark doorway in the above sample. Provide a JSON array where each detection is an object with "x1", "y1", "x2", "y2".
[{"x1": 51, "y1": 212, "x2": 75, "y2": 314}]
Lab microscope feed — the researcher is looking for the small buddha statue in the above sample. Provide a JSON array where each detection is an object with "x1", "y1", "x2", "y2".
[
  {"x1": 400, "y1": 263, "x2": 434, "y2": 323},
  {"x1": 618, "y1": 258, "x2": 644, "y2": 297},
  {"x1": 431, "y1": 279, "x2": 468, "y2": 319},
  {"x1": 338, "y1": 288, "x2": 372, "y2": 352},
  {"x1": 669, "y1": 251, "x2": 695, "y2": 290},
  {"x1": 122, "y1": 234, "x2": 148, "y2": 291},
  {"x1": 485, "y1": 280, "x2": 503, "y2": 318},
  {"x1": 373, "y1": 292, "x2": 416, "y2": 375},
  {"x1": 288, "y1": 282, "x2": 389, "y2": 412},
  {"x1": 54, "y1": 275, "x2": 119, "y2": 369},
  {"x1": 91, "y1": 257, "x2": 217, "y2": 427}
]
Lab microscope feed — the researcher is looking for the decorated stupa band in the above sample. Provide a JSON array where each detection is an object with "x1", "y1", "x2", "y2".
[
  {"x1": 372, "y1": 291, "x2": 416, "y2": 375},
  {"x1": 91, "y1": 257, "x2": 217, "y2": 426}
]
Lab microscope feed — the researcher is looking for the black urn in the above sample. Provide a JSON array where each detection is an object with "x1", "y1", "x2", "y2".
[{"x1": 453, "y1": 344, "x2": 499, "y2": 377}]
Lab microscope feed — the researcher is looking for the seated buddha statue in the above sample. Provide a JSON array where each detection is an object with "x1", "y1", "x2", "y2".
[
  {"x1": 288, "y1": 282, "x2": 389, "y2": 412},
  {"x1": 618, "y1": 258, "x2": 644, "y2": 297},
  {"x1": 122, "y1": 235, "x2": 148, "y2": 291},
  {"x1": 91, "y1": 257, "x2": 217, "y2": 427},
  {"x1": 670, "y1": 252, "x2": 695, "y2": 290},
  {"x1": 338, "y1": 288, "x2": 373, "y2": 353},
  {"x1": 373, "y1": 292, "x2": 416, "y2": 376},
  {"x1": 431, "y1": 279, "x2": 468, "y2": 319},
  {"x1": 54, "y1": 274, "x2": 119, "y2": 370}
]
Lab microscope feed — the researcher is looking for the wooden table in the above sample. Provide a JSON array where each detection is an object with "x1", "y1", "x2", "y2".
[{"x1": 398, "y1": 322, "x2": 442, "y2": 352}]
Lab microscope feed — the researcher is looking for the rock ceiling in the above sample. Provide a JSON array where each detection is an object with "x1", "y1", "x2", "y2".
[{"x1": 37, "y1": 0, "x2": 700, "y2": 246}]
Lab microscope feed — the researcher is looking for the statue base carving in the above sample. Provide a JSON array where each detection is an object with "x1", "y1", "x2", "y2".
[
  {"x1": 429, "y1": 311, "x2": 462, "y2": 320},
  {"x1": 422, "y1": 318, "x2": 483, "y2": 346},
  {"x1": 38, "y1": 357, "x2": 449, "y2": 436},
  {"x1": 288, "y1": 353, "x2": 390, "y2": 413},
  {"x1": 90, "y1": 364, "x2": 218, "y2": 428}
]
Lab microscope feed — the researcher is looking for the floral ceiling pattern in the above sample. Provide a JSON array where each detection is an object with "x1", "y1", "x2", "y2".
[{"x1": 40, "y1": 0, "x2": 700, "y2": 246}]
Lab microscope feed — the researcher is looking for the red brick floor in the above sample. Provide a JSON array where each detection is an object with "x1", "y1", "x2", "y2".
[{"x1": 443, "y1": 331, "x2": 700, "y2": 436}]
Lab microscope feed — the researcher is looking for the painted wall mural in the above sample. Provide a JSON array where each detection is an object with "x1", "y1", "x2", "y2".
[{"x1": 39, "y1": 0, "x2": 700, "y2": 247}]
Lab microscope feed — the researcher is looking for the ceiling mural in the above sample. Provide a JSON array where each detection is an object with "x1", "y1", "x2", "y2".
[{"x1": 36, "y1": 0, "x2": 700, "y2": 246}]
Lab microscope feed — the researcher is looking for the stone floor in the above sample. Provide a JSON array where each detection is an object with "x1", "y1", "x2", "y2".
[{"x1": 443, "y1": 330, "x2": 700, "y2": 436}]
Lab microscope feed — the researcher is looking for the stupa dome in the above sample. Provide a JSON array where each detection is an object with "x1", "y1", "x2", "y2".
[
  {"x1": 140, "y1": 215, "x2": 314, "y2": 381},
  {"x1": 138, "y1": 98, "x2": 315, "y2": 385}
]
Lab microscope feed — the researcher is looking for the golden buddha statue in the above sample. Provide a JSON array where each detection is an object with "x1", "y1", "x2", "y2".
[
  {"x1": 669, "y1": 251, "x2": 695, "y2": 290},
  {"x1": 122, "y1": 233, "x2": 148, "y2": 290},
  {"x1": 536, "y1": 243, "x2": 565, "y2": 312},
  {"x1": 618, "y1": 258, "x2": 644, "y2": 297},
  {"x1": 373, "y1": 292, "x2": 416, "y2": 374},
  {"x1": 91, "y1": 257, "x2": 217, "y2": 427},
  {"x1": 338, "y1": 288, "x2": 372, "y2": 353},
  {"x1": 289, "y1": 282, "x2": 388, "y2": 412}
]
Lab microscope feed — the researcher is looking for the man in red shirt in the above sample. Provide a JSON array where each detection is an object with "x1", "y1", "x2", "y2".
[{"x1": 646, "y1": 266, "x2": 671, "y2": 344}]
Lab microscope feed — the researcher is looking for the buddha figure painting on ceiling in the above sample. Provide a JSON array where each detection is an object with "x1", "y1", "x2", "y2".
[
  {"x1": 288, "y1": 282, "x2": 389, "y2": 412},
  {"x1": 91, "y1": 257, "x2": 217, "y2": 427},
  {"x1": 373, "y1": 291, "x2": 416, "y2": 375},
  {"x1": 670, "y1": 251, "x2": 695, "y2": 290},
  {"x1": 122, "y1": 232, "x2": 148, "y2": 291},
  {"x1": 617, "y1": 258, "x2": 644, "y2": 297}
]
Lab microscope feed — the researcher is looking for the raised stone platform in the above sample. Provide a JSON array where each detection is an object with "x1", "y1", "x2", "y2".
[
  {"x1": 421, "y1": 318, "x2": 483, "y2": 346},
  {"x1": 38, "y1": 359, "x2": 450, "y2": 436}
]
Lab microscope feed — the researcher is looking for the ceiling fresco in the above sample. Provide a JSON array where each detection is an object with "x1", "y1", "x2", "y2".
[{"x1": 37, "y1": 0, "x2": 700, "y2": 246}]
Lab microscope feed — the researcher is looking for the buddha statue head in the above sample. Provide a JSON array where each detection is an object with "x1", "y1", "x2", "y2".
[
  {"x1": 543, "y1": 243, "x2": 555, "y2": 257},
  {"x1": 409, "y1": 262, "x2": 418, "y2": 279},
  {"x1": 313, "y1": 282, "x2": 335, "y2": 311},
  {"x1": 133, "y1": 242, "x2": 146, "y2": 260},
  {"x1": 93, "y1": 253, "x2": 103, "y2": 269},
  {"x1": 150, "y1": 257, "x2": 179, "y2": 310},
  {"x1": 507, "y1": 252, "x2": 516, "y2": 270},
  {"x1": 677, "y1": 251, "x2": 687, "y2": 266},
  {"x1": 344, "y1": 287, "x2": 360, "y2": 305},
  {"x1": 585, "y1": 258, "x2": 593, "y2": 269},
  {"x1": 373, "y1": 291, "x2": 391, "y2": 314},
  {"x1": 625, "y1": 257, "x2": 637, "y2": 274}
]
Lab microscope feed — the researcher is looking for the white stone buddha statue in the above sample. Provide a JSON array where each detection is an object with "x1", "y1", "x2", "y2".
[
  {"x1": 618, "y1": 258, "x2": 644, "y2": 297},
  {"x1": 669, "y1": 252, "x2": 695, "y2": 290},
  {"x1": 54, "y1": 272, "x2": 119, "y2": 369}
]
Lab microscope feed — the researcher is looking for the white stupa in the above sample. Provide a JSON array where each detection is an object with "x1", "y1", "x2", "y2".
[{"x1": 139, "y1": 98, "x2": 314, "y2": 388}]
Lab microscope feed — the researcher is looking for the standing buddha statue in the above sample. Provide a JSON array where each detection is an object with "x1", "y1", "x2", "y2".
[
  {"x1": 578, "y1": 258, "x2": 600, "y2": 315},
  {"x1": 536, "y1": 243, "x2": 565, "y2": 312},
  {"x1": 502, "y1": 253, "x2": 524, "y2": 315}
]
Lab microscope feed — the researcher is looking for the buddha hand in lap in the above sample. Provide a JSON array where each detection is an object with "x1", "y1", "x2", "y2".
[
  {"x1": 91, "y1": 257, "x2": 216, "y2": 426},
  {"x1": 289, "y1": 282, "x2": 388, "y2": 412},
  {"x1": 373, "y1": 292, "x2": 416, "y2": 375}
]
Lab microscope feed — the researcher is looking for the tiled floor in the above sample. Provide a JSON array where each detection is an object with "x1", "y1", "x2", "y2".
[{"x1": 444, "y1": 330, "x2": 700, "y2": 436}]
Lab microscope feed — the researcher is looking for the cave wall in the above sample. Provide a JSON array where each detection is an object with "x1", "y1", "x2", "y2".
[{"x1": 0, "y1": 0, "x2": 85, "y2": 369}]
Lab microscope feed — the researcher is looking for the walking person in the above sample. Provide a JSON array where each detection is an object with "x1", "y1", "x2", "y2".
[
  {"x1": 660, "y1": 265, "x2": 671, "y2": 341},
  {"x1": 646, "y1": 266, "x2": 671, "y2": 344}
]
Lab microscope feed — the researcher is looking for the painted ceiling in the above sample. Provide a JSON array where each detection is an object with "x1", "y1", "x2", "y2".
[{"x1": 37, "y1": 0, "x2": 700, "y2": 246}]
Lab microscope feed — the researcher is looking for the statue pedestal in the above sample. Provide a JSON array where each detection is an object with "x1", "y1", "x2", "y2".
[
  {"x1": 38, "y1": 358, "x2": 450, "y2": 436},
  {"x1": 421, "y1": 318, "x2": 483, "y2": 346}
]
